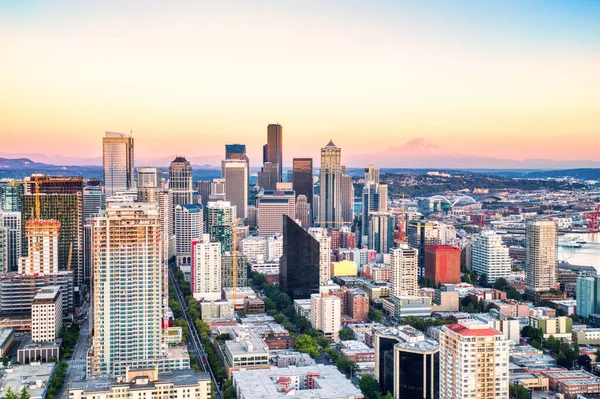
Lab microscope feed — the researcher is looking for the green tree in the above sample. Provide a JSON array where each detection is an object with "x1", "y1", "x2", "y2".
[
  {"x1": 2, "y1": 356, "x2": 8, "y2": 367},
  {"x1": 339, "y1": 328, "x2": 355, "y2": 341},
  {"x1": 509, "y1": 384, "x2": 530, "y2": 399},
  {"x1": 19, "y1": 387, "x2": 30, "y2": 399},
  {"x1": 369, "y1": 309, "x2": 383, "y2": 323},
  {"x1": 578, "y1": 354, "x2": 592, "y2": 371},
  {"x1": 5, "y1": 387, "x2": 18, "y2": 399},
  {"x1": 336, "y1": 357, "x2": 358, "y2": 377},
  {"x1": 379, "y1": 393, "x2": 393, "y2": 399},
  {"x1": 294, "y1": 334, "x2": 319, "y2": 358},
  {"x1": 358, "y1": 375, "x2": 381, "y2": 399}
]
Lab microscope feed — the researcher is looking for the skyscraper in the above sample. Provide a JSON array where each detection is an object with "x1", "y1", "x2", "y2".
[
  {"x1": 191, "y1": 235, "x2": 221, "y2": 301},
  {"x1": 90, "y1": 201, "x2": 189, "y2": 376},
  {"x1": 137, "y1": 167, "x2": 162, "y2": 188},
  {"x1": 310, "y1": 293, "x2": 341, "y2": 341},
  {"x1": 361, "y1": 164, "x2": 387, "y2": 244},
  {"x1": 292, "y1": 158, "x2": 313, "y2": 207},
  {"x1": 439, "y1": 320, "x2": 509, "y2": 399},
  {"x1": 222, "y1": 159, "x2": 248, "y2": 219},
  {"x1": 22, "y1": 176, "x2": 84, "y2": 285},
  {"x1": 266, "y1": 124, "x2": 283, "y2": 182},
  {"x1": 221, "y1": 253, "x2": 248, "y2": 288},
  {"x1": 168, "y1": 156, "x2": 193, "y2": 207},
  {"x1": 225, "y1": 144, "x2": 250, "y2": 184},
  {"x1": 374, "y1": 326, "x2": 439, "y2": 399},
  {"x1": 472, "y1": 230, "x2": 512, "y2": 284},
  {"x1": 407, "y1": 220, "x2": 442, "y2": 273},
  {"x1": 390, "y1": 245, "x2": 418, "y2": 297},
  {"x1": 319, "y1": 140, "x2": 342, "y2": 228},
  {"x1": 0, "y1": 182, "x2": 23, "y2": 212},
  {"x1": 256, "y1": 190, "x2": 296, "y2": 237},
  {"x1": 295, "y1": 195, "x2": 310, "y2": 228},
  {"x1": 0, "y1": 211, "x2": 21, "y2": 272},
  {"x1": 207, "y1": 201, "x2": 236, "y2": 254},
  {"x1": 280, "y1": 215, "x2": 320, "y2": 299},
  {"x1": 424, "y1": 245, "x2": 461, "y2": 286},
  {"x1": 309, "y1": 227, "x2": 332, "y2": 286},
  {"x1": 341, "y1": 173, "x2": 354, "y2": 223},
  {"x1": 19, "y1": 220, "x2": 60, "y2": 275},
  {"x1": 526, "y1": 219, "x2": 558, "y2": 293},
  {"x1": 174, "y1": 204, "x2": 204, "y2": 267},
  {"x1": 257, "y1": 162, "x2": 278, "y2": 191},
  {"x1": 103, "y1": 131, "x2": 134, "y2": 197},
  {"x1": 368, "y1": 212, "x2": 394, "y2": 254}
]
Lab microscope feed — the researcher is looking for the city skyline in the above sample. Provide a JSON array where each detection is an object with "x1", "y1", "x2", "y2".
[{"x1": 1, "y1": 1, "x2": 599, "y2": 166}]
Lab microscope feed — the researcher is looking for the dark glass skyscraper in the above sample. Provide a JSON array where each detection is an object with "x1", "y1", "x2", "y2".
[
  {"x1": 0, "y1": 183, "x2": 23, "y2": 212},
  {"x1": 266, "y1": 124, "x2": 283, "y2": 182},
  {"x1": 292, "y1": 158, "x2": 313, "y2": 206},
  {"x1": 279, "y1": 215, "x2": 320, "y2": 299}
]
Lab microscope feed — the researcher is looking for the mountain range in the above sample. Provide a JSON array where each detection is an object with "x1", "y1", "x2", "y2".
[{"x1": 2, "y1": 138, "x2": 600, "y2": 169}]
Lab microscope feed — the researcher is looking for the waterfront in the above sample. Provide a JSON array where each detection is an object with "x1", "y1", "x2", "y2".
[{"x1": 559, "y1": 233, "x2": 600, "y2": 271}]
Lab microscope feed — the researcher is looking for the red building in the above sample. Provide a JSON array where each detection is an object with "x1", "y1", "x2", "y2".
[
  {"x1": 347, "y1": 289, "x2": 369, "y2": 322},
  {"x1": 424, "y1": 245, "x2": 461, "y2": 285}
]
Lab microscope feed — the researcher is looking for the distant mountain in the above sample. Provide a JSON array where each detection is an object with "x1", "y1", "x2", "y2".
[
  {"x1": 0, "y1": 157, "x2": 50, "y2": 169},
  {"x1": 346, "y1": 138, "x2": 600, "y2": 169}
]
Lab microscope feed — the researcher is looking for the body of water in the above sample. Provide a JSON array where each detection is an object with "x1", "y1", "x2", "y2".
[{"x1": 558, "y1": 233, "x2": 600, "y2": 271}]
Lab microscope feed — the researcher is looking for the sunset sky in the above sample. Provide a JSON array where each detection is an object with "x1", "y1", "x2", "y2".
[{"x1": 1, "y1": 1, "x2": 599, "y2": 166}]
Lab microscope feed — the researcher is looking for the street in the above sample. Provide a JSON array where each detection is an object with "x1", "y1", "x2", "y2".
[{"x1": 58, "y1": 317, "x2": 90, "y2": 399}]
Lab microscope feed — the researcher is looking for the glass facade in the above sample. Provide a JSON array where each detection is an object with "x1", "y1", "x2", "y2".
[
  {"x1": 279, "y1": 215, "x2": 320, "y2": 299},
  {"x1": 292, "y1": 158, "x2": 313, "y2": 206},
  {"x1": 221, "y1": 254, "x2": 248, "y2": 288},
  {"x1": 0, "y1": 183, "x2": 23, "y2": 212},
  {"x1": 103, "y1": 132, "x2": 134, "y2": 197}
]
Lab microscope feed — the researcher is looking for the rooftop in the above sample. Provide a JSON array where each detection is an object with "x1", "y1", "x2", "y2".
[
  {"x1": 446, "y1": 320, "x2": 503, "y2": 337},
  {"x1": 0, "y1": 362, "x2": 55, "y2": 399},
  {"x1": 232, "y1": 365, "x2": 362, "y2": 399}
]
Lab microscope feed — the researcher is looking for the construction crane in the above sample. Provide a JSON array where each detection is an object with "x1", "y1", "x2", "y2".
[
  {"x1": 585, "y1": 205, "x2": 600, "y2": 232},
  {"x1": 231, "y1": 218, "x2": 242, "y2": 307},
  {"x1": 10, "y1": 177, "x2": 41, "y2": 219}
]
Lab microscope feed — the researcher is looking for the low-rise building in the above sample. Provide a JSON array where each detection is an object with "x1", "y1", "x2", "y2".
[
  {"x1": 382, "y1": 296, "x2": 432, "y2": 319},
  {"x1": 199, "y1": 300, "x2": 234, "y2": 321},
  {"x1": 0, "y1": 362, "x2": 55, "y2": 399},
  {"x1": 293, "y1": 299, "x2": 312, "y2": 320},
  {"x1": 529, "y1": 316, "x2": 572, "y2": 339},
  {"x1": 68, "y1": 368, "x2": 212, "y2": 399},
  {"x1": 0, "y1": 328, "x2": 15, "y2": 357},
  {"x1": 243, "y1": 297, "x2": 265, "y2": 313},
  {"x1": 231, "y1": 365, "x2": 363, "y2": 399},
  {"x1": 271, "y1": 351, "x2": 316, "y2": 368},
  {"x1": 574, "y1": 328, "x2": 600, "y2": 345},
  {"x1": 339, "y1": 340, "x2": 375, "y2": 363},
  {"x1": 221, "y1": 327, "x2": 270, "y2": 377}
]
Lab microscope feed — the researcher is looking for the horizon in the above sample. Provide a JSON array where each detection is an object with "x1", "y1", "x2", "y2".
[{"x1": 1, "y1": 1, "x2": 599, "y2": 166}]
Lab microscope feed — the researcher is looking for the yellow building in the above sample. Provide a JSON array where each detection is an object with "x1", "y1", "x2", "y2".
[{"x1": 332, "y1": 260, "x2": 358, "y2": 277}]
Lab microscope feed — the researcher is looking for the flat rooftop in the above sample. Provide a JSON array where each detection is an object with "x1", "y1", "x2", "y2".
[
  {"x1": 232, "y1": 365, "x2": 362, "y2": 399},
  {"x1": 0, "y1": 362, "x2": 55, "y2": 399}
]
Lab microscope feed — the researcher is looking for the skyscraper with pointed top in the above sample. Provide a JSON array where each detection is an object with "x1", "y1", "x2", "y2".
[{"x1": 319, "y1": 140, "x2": 342, "y2": 228}]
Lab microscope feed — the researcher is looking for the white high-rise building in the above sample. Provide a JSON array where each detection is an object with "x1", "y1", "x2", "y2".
[
  {"x1": 192, "y1": 235, "x2": 221, "y2": 301},
  {"x1": 137, "y1": 167, "x2": 162, "y2": 188},
  {"x1": 222, "y1": 160, "x2": 248, "y2": 219},
  {"x1": 174, "y1": 204, "x2": 204, "y2": 267},
  {"x1": 472, "y1": 230, "x2": 511, "y2": 284},
  {"x1": 267, "y1": 234, "x2": 283, "y2": 260},
  {"x1": 319, "y1": 141, "x2": 342, "y2": 228},
  {"x1": 90, "y1": 202, "x2": 189, "y2": 377},
  {"x1": 439, "y1": 320, "x2": 509, "y2": 399},
  {"x1": 0, "y1": 210, "x2": 21, "y2": 272},
  {"x1": 240, "y1": 236, "x2": 268, "y2": 262},
  {"x1": 19, "y1": 220, "x2": 60, "y2": 276},
  {"x1": 295, "y1": 195, "x2": 310, "y2": 228},
  {"x1": 103, "y1": 132, "x2": 134, "y2": 197},
  {"x1": 309, "y1": 228, "x2": 332, "y2": 285},
  {"x1": 390, "y1": 244, "x2": 418, "y2": 297},
  {"x1": 31, "y1": 286, "x2": 62, "y2": 343},
  {"x1": 257, "y1": 190, "x2": 295, "y2": 237},
  {"x1": 526, "y1": 220, "x2": 558, "y2": 293},
  {"x1": 310, "y1": 293, "x2": 341, "y2": 341}
]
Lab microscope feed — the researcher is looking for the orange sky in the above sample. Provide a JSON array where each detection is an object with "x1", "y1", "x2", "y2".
[{"x1": 1, "y1": 1, "x2": 599, "y2": 165}]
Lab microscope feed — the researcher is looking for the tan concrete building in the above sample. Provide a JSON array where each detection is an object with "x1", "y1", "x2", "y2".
[
  {"x1": 526, "y1": 220, "x2": 558, "y2": 293},
  {"x1": 31, "y1": 286, "x2": 62, "y2": 343}
]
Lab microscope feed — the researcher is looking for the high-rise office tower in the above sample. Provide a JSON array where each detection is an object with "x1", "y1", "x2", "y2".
[
  {"x1": 221, "y1": 253, "x2": 248, "y2": 288},
  {"x1": 206, "y1": 201, "x2": 236, "y2": 254},
  {"x1": 310, "y1": 293, "x2": 341, "y2": 341},
  {"x1": 222, "y1": 160, "x2": 248, "y2": 219},
  {"x1": 390, "y1": 245, "x2": 418, "y2": 297},
  {"x1": 174, "y1": 204, "x2": 204, "y2": 267},
  {"x1": 197, "y1": 181, "x2": 212, "y2": 208},
  {"x1": 103, "y1": 131, "x2": 134, "y2": 197},
  {"x1": 319, "y1": 141, "x2": 342, "y2": 228},
  {"x1": 292, "y1": 158, "x2": 313, "y2": 207},
  {"x1": 256, "y1": 190, "x2": 296, "y2": 237},
  {"x1": 168, "y1": 157, "x2": 194, "y2": 207},
  {"x1": 576, "y1": 276, "x2": 600, "y2": 319},
  {"x1": 83, "y1": 187, "x2": 106, "y2": 221},
  {"x1": 0, "y1": 211, "x2": 21, "y2": 272},
  {"x1": 526, "y1": 219, "x2": 558, "y2": 293},
  {"x1": 191, "y1": 235, "x2": 221, "y2": 301},
  {"x1": 266, "y1": 124, "x2": 283, "y2": 182},
  {"x1": 90, "y1": 202, "x2": 188, "y2": 377},
  {"x1": 22, "y1": 176, "x2": 84, "y2": 285},
  {"x1": 210, "y1": 179, "x2": 227, "y2": 202},
  {"x1": 257, "y1": 162, "x2": 278, "y2": 191},
  {"x1": 225, "y1": 144, "x2": 250, "y2": 186},
  {"x1": 308, "y1": 227, "x2": 332, "y2": 285},
  {"x1": 439, "y1": 320, "x2": 509, "y2": 399},
  {"x1": 365, "y1": 164, "x2": 380, "y2": 184},
  {"x1": 407, "y1": 220, "x2": 441, "y2": 273},
  {"x1": 368, "y1": 212, "x2": 394, "y2": 254},
  {"x1": 295, "y1": 195, "x2": 310, "y2": 228},
  {"x1": 374, "y1": 326, "x2": 439, "y2": 399},
  {"x1": 361, "y1": 164, "x2": 387, "y2": 245},
  {"x1": 19, "y1": 220, "x2": 60, "y2": 275},
  {"x1": 0, "y1": 181, "x2": 23, "y2": 212},
  {"x1": 280, "y1": 215, "x2": 320, "y2": 299},
  {"x1": 472, "y1": 230, "x2": 511, "y2": 284},
  {"x1": 137, "y1": 168, "x2": 162, "y2": 188},
  {"x1": 341, "y1": 173, "x2": 354, "y2": 223}
]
